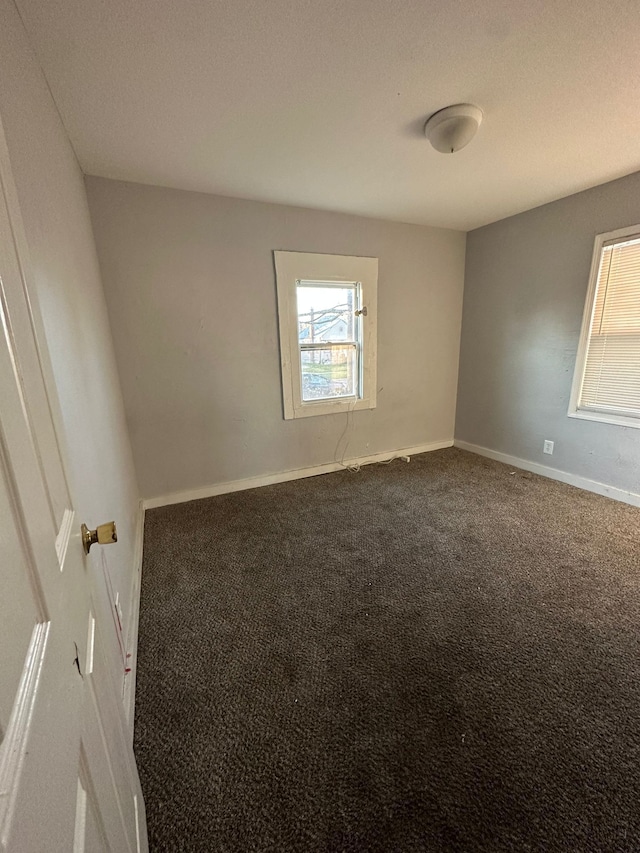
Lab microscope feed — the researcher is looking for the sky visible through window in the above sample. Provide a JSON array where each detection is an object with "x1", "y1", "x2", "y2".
[{"x1": 297, "y1": 281, "x2": 355, "y2": 314}]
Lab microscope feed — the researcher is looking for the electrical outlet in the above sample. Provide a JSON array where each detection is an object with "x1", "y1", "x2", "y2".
[{"x1": 543, "y1": 439, "x2": 554, "y2": 455}]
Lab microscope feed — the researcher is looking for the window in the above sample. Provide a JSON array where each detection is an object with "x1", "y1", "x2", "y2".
[
  {"x1": 569, "y1": 225, "x2": 640, "y2": 428},
  {"x1": 274, "y1": 251, "x2": 378, "y2": 419}
]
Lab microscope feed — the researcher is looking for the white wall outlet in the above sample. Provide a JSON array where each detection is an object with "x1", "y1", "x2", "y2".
[{"x1": 543, "y1": 439, "x2": 554, "y2": 455}]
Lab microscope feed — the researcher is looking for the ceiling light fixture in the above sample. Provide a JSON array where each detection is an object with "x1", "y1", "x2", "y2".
[{"x1": 424, "y1": 104, "x2": 483, "y2": 153}]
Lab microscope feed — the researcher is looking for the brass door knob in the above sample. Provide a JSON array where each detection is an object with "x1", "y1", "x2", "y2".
[{"x1": 81, "y1": 521, "x2": 117, "y2": 554}]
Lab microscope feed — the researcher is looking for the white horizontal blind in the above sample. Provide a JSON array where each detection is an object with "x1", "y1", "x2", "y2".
[{"x1": 579, "y1": 235, "x2": 640, "y2": 417}]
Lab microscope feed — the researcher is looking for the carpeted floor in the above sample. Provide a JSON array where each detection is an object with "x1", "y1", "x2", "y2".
[{"x1": 134, "y1": 448, "x2": 640, "y2": 852}]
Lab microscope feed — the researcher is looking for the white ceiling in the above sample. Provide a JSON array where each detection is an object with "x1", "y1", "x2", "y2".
[{"x1": 14, "y1": 0, "x2": 640, "y2": 230}]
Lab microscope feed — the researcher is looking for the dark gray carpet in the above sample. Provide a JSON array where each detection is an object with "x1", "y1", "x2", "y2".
[{"x1": 135, "y1": 447, "x2": 640, "y2": 852}]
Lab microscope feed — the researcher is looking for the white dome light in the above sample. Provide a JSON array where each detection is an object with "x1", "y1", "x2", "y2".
[{"x1": 424, "y1": 104, "x2": 483, "y2": 154}]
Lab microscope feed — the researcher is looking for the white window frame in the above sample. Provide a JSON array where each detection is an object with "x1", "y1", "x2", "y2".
[
  {"x1": 569, "y1": 223, "x2": 640, "y2": 429},
  {"x1": 274, "y1": 250, "x2": 378, "y2": 420}
]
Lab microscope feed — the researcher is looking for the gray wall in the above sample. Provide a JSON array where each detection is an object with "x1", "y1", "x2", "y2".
[
  {"x1": 0, "y1": 1, "x2": 139, "y2": 641},
  {"x1": 85, "y1": 177, "x2": 466, "y2": 500},
  {"x1": 456, "y1": 170, "x2": 640, "y2": 495}
]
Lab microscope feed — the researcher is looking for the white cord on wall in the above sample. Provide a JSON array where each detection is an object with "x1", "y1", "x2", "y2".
[{"x1": 334, "y1": 404, "x2": 411, "y2": 473}]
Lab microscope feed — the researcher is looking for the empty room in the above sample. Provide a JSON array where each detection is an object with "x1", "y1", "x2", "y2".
[{"x1": 1, "y1": 0, "x2": 640, "y2": 851}]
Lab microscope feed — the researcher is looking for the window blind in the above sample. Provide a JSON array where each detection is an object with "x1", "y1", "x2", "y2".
[{"x1": 579, "y1": 235, "x2": 640, "y2": 416}]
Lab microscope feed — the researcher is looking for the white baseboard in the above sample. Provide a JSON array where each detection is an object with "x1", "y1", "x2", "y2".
[
  {"x1": 144, "y1": 440, "x2": 454, "y2": 510},
  {"x1": 454, "y1": 440, "x2": 640, "y2": 508},
  {"x1": 123, "y1": 500, "x2": 145, "y2": 738}
]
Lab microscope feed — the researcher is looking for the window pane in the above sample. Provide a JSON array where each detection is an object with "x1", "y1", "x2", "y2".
[
  {"x1": 594, "y1": 240, "x2": 640, "y2": 334},
  {"x1": 301, "y1": 346, "x2": 357, "y2": 401},
  {"x1": 297, "y1": 284, "x2": 356, "y2": 344},
  {"x1": 579, "y1": 234, "x2": 640, "y2": 417}
]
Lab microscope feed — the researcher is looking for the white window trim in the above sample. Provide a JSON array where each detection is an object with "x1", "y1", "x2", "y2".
[
  {"x1": 568, "y1": 223, "x2": 640, "y2": 430},
  {"x1": 274, "y1": 250, "x2": 378, "y2": 420}
]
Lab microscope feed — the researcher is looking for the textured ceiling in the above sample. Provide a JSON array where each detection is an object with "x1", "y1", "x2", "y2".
[{"x1": 14, "y1": 0, "x2": 640, "y2": 230}]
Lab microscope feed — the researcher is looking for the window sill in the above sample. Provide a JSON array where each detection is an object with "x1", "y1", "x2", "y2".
[
  {"x1": 568, "y1": 409, "x2": 640, "y2": 430},
  {"x1": 285, "y1": 395, "x2": 375, "y2": 420}
]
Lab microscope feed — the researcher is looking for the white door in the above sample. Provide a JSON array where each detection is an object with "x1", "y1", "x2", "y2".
[{"x1": 0, "y1": 115, "x2": 147, "y2": 852}]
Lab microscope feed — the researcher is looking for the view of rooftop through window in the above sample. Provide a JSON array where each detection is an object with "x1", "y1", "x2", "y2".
[{"x1": 296, "y1": 281, "x2": 359, "y2": 401}]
